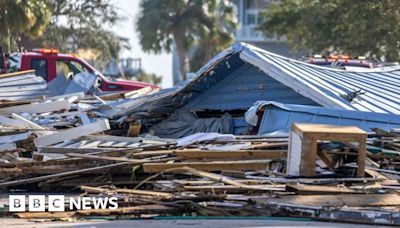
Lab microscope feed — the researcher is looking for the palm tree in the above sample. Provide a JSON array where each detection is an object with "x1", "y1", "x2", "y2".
[{"x1": 136, "y1": 0, "x2": 237, "y2": 81}]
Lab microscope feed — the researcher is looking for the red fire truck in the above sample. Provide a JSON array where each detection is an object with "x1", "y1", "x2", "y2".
[{"x1": 0, "y1": 47, "x2": 158, "y2": 92}]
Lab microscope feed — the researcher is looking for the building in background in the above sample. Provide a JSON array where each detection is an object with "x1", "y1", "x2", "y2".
[
  {"x1": 234, "y1": 0, "x2": 291, "y2": 56},
  {"x1": 172, "y1": 0, "x2": 296, "y2": 85}
]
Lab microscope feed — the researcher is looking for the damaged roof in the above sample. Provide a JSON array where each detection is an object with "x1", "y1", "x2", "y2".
[
  {"x1": 173, "y1": 42, "x2": 400, "y2": 114},
  {"x1": 188, "y1": 43, "x2": 400, "y2": 114},
  {"x1": 103, "y1": 42, "x2": 400, "y2": 119},
  {"x1": 237, "y1": 43, "x2": 400, "y2": 114}
]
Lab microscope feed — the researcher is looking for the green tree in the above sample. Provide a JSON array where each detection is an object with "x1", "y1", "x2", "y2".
[
  {"x1": 258, "y1": 0, "x2": 400, "y2": 61},
  {"x1": 24, "y1": 0, "x2": 123, "y2": 63},
  {"x1": 190, "y1": 0, "x2": 237, "y2": 71},
  {"x1": 0, "y1": 0, "x2": 51, "y2": 52},
  {"x1": 136, "y1": 0, "x2": 237, "y2": 81},
  {"x1": 0, "y1": 0, "x2": 123, "y2": 64}
]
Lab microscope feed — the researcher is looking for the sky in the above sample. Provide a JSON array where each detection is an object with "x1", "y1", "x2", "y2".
[{"x1": 111, "y1": 0, "x2": 173, "y2": 88}]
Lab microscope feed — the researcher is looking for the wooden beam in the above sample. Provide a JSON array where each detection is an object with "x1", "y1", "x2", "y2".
[
  {"x1": 0, "y1": 99, "x2": 70, "y2": 114},
  {"x1": 286, "y1": 183, "x2": 361, "y2": 194},
  {"x1": 81, "y1": 185, "x2": 173, "y2": 198},
  {"x1": 268, "y1": 194, "x2": 400, "y2": 207},
  {"x1": 34, "y1": 119, "x2": 110, "y2": 147},
  {"x1": 183, "y1": 184, "x2": 284, "y2": 191},
  {"x1": 65, "y1": 153, "x2": 155, "y2": 163},
  {"x1": 173, "y1": 150, "x2": 286, "y2": 160},
  {"x1": 37, "y1": 146, "x2": 121, "y2": 154},
  {"x1": 143, "y1": 160, "x2": 271, "y2": 173},
  {"x1": 0, "y1": 162, "x2": 130, "y2": 188}
]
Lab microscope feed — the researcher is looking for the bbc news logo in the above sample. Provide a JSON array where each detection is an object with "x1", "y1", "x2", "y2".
[{"x1": 9, "y1": 195, "x2": 118, "y2": 212}]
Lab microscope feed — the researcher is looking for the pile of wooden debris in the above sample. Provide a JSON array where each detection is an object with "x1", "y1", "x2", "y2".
[
  {"x1": 1, "y1": 128, "x2": 400, "y2": 225},
  {"x1": 0, "y1": 72, "x2": 400, "y2": 226}
]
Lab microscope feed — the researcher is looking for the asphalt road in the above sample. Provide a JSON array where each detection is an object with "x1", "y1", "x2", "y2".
[{"x1": 0, "y1": 218, "x2": 386, "y2": 228}]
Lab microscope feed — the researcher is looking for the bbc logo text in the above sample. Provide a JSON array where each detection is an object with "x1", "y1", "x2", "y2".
[{"x1": 9, "y1": 195, "x2": 118, "y2": 212}]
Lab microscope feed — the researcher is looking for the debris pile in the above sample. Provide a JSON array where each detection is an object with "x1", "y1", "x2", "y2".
[
  {"x1": 1, "y1": 43, "x2": 400, "y2": 226},
  {"x1": 1, "y1": 126, "x2": 400, "y2": 225}
]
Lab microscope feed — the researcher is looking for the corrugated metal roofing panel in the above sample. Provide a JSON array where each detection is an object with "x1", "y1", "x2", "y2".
[
  {"x1": 106, "y1": 42, "x2": 400, "y2": 120},
  {"x1": 0, "y1": 70, "x2": 49, "y2": 100},
  {"x1": 239, "y1": 43, "x2": 400, "y2": 114}
]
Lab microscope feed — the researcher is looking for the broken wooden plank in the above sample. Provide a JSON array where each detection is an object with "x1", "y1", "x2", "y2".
[
  {"x1": 0, "y1": 161, "x2": 130, "y2": 188},
  {"x1": 81, "y1": 185, "x2": 173, "y2": 198},
  {"x1": 173, "y1": 150, "x2": 286, "y2": 160},
  {"x1": 0, "y1": 99, "x2": 70, "y2": 114},
  {"x1": 183, "y1": 184, "x2": 284, "y2": 191},
  {"x1": 37, "y1": 146, "x2": 121, "y2": 154},
  {"x1": 66, "y1": 153, "x2": 154, "y2": 163},
  {"x1": 286, "y1": 184, "x2": 362, "y2": 194},
  {"x1": 34, "y1": 119, "x2": 110, "y2": 147},
  {"x1": 143, "y1": 160, "x2": 271, "y2": 173},
  {"x1": 267, "y1": 194, "x2": 400, "y2": 207}
]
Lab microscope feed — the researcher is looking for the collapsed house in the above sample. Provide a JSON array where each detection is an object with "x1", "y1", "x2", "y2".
[
  {"x1": 100, "y1": 42, "x2": 400, "y2": 138},
  {"x1": 1, "y1": 44, "x2": 400, "y2": 225}
]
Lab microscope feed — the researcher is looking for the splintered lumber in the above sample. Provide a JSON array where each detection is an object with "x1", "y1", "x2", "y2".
[
  {"x1": 183, "y1": 184, "x2": 284, "y2": 192},
  {"x1": 244, "y1": 176, "x2": 381, "y2": 184},
  {"x1": 143, "y1": 160, "x2": 271, "y2": 173},
  {"x1": 129, "y1": 150, "x2": 174, "y2": 157},
  {"x1": 34, "y1": 119, "x2": 110, "y2": 147},
  {"x1": 0, "y1": 162, "x2": 130, "y2": 188},
  {"x1": 286, "y1": 184, "x2": 361, "y2": 194},
  {"x1": 38, "y1": 146, "x2": 118, "y2": 154},
  {"x1": 66, "y1": 153, "x2": 146, "y2": 162},
  {"x1": 249, "y1": 142, "x2": 288, "y2": 149},
  {"x1": 0, "y1": 99, "x2": 70, "y2": 114},
  {"x1": 168, "y1": 167, "x2": 284, "y2": 191},
  {"x1": 173, "y1": 150, "x2": 286, "y2": 160},
  {"x1": 267, "y1": 194, "x2": 400, "y2": 207},
  {"x1": 173, "y1": 167, "x2": 243, "y2": 187},
  {"x1": 81, "y1": 186, "x2": 173, "y2": 198},
  {"x1": 0, "y1": 156, "x2": 177, "y2": 187}
]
